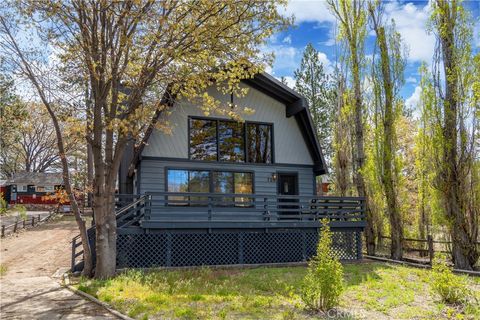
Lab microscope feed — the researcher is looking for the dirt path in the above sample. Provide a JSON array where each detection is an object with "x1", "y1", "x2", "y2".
[{"x1": 0, "y1": 218, "x2": 117, "y2": 319}]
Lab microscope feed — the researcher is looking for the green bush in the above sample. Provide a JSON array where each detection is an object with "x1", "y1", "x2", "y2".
[
  {"x1": 0, "y1": 195, "x2": 7, "y2": 215},
  {"x1": 301, "y1": 218, "x2": 344, "y2": 312},
  {"x1": 15, "y1": 205, "x2": 27, "y2": 220},
  {"x1": 430, "y1": 254, "x2": 471, "y2": 305}
]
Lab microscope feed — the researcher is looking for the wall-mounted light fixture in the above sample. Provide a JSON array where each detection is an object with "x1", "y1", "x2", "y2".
[{"x1": 268, "y1": 173, "x2": 277, "y2": 183}]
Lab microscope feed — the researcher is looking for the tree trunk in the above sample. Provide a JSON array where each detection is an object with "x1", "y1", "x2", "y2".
[
  {"x1": 93, "y1": 191, "x2": 117, "y2": 278},
  {"x1": 87, "y1": 143, "x2": 93, "y2": 208},
  {"x1": 350, "y1": 46, "x2": 374, "y2": 255}
]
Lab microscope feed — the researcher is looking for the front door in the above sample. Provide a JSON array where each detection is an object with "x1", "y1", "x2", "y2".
[{"x1": 277, "y1": 173, "x2": 299, "y2": 219}]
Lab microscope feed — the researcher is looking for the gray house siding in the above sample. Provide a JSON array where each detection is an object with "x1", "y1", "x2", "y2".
[
  {"x1": 139, "y1": 157, "x2": 315, "y2": 196},
  {"x1": 142, "y1": 84, "x2": 315, "y2": 165},
  {"x1": 138, "y1": 157, "x2": 316, "y2": 221}
]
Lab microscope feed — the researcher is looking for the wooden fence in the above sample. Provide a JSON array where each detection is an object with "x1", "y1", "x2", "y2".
[
  {"x1": 1, "y1": 212, "x2": 55, "y2": 238},
  {"x1": 377, "y1": 234, "x2": 480, "y2": 265}
]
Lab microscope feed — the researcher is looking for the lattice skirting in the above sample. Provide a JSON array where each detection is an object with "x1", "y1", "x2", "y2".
[{"x1": 114, "y1": 229, "x2": 362, "y2": 268}]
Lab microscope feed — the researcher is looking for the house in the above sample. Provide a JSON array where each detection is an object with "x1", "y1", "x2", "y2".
[
  {"x1": 74, "y1": 73, "x2": 366, "y2": 270},
  {"x1": 2, "y1": 172, "x2": 66, "y2": 205}
]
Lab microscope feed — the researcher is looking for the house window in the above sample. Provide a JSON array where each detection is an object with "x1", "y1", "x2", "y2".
[
  {"x1": 246, "y1": 123, "x2": 272, "y2": 163},
  {"x1": 36, "y1": 186, "x2": 45, "y2": 192},
  {"x1": 167, "y1": 169, "x2": 253, "y2": 206},
  {"x1": 189, "y1": 119, "x2": 217, "y2": 161},
  {"x1": 45, "y1": 186, "x2": 54, "y2": 192},
  {"x1": 218, "y1": 121, "x2": 245, "y2": 162},
  {"x1": 17, "y1": 185, "x2": 27, "y2": 192},
  {"x1": 189, "y1": 117, "x2": 273, "y2": 163}
]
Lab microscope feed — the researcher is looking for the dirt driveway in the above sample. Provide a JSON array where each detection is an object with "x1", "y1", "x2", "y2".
[{"x1": 0, "y1": 217, "x2": 117, "y2": 319}]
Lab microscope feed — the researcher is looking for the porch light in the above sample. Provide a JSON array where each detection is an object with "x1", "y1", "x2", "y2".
[{"x1": 271, "y1": 173, "x2": 277, "y2": 182}]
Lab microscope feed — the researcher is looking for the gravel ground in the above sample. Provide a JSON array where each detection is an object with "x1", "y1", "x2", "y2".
[{"x1": 0, "y1": 218, "x2": 117, "y2": 319}]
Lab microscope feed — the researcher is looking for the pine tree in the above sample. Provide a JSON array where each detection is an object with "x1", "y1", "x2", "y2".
[{"x1": 294, "y1": 43, "x2": 336, "y2": 166}]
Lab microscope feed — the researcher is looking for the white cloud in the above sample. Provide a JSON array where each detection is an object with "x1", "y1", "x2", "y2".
[
  {"x1": 384, "y1": 1, "x2": 435, "y2": 63},
  {"x1": 283, "y1": 0, "x2": 335, "y2": 24},
  {"x1": 282, "y1": 35, "x2": 292, "y2": 44},
  {"x1": 317, "y1": 51, "x2": 334, "y2": 74},
  {"x1": 405, "y1": 86, "x2": 422, "y2": 111},
  {"x1": 406, "y1": 76, "x2": 417, "y2": 84}
]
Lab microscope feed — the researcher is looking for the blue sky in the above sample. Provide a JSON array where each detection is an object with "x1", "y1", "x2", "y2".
[{"x1": 266, "y1": 0, "x2": 480, "y2": 109}]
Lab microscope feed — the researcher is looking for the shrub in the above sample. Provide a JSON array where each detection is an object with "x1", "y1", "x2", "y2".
[
  {"x1": 0, "y1": 193, "x2": 7, "y2": 215},
  {"x1": 301, "y1": 218, "x2": 344, "y2": 312},
  {"x1": 15, "y1": 205, "x2": 27, "y2": 220},
  {"x1": 430, "y1": 254, "x2": 471, "y2": 305}
]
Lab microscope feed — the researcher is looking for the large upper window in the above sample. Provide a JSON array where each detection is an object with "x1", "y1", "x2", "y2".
[
  {"x1": 246, "y1": 123, "x2": 272, "y2": 164},
  {"x1": 167, "y1": 169, "x2": 253, "y2": 206},
  {"x1": 219, "y1": 121, "x2": 245, "y2": 162},
  {"x1": 189, "y1": 117, "x2": 272, "y2": 163},
  {"x1": 189, "y1": 119, "x2": 217, "y2": 161}
]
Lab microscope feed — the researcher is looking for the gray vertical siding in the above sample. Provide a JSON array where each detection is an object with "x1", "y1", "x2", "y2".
[
  {"x1": 139, "y1": 158, "x2": 315, "y2": 196},
  {"x1": 142, "y1": 83, "x2": 314, "y2": 165}
]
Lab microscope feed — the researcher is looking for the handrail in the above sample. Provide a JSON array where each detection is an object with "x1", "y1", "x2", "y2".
[
  {"x1": 116, "y1": 195, "x2": 149, "y2": 217},
  {"x1": 139, "y1": 192, "x2": 366, "y2": 225}
]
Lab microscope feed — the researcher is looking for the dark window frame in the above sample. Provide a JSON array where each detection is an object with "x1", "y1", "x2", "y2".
[
  {"x1": 165, "y1": 167, "x2": 255, "y2": 207},
  {"x1": 188, "y1": 116, "x2": 274, "y2": 164}
]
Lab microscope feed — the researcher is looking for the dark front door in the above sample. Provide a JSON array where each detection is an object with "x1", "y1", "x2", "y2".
[{"x1": 277, "y1": 173, "x2": 299, "y2": 219}]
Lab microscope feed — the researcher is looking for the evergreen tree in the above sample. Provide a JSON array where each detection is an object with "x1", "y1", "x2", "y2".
[{"x1": 294, "y1": 43, "x2": 336, "y2": 166}]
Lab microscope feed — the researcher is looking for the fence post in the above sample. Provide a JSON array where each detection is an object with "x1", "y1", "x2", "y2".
[
  {"x1": 13, "y1": 221, "x2": 17, "y2": 233},
  {"x1": 427, "y1": 235, "x2": 434, "y2": 265},
  {"x1": 38, "y1": 214, "x2": 41, "y2": 222},
  {"x1": 32, "y1": 216, "x2": 35, "y2": 226},
  {"x1": 23, "y1": 219, "x2": 26, "y2": 229},
  {"x1": 1, "y1": 225, "x2": 4, "y2": 237}
]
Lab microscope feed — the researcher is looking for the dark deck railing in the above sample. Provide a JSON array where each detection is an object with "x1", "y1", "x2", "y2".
[{"x1": 140, "y1": 192, "x2": 366, "y2": 229}]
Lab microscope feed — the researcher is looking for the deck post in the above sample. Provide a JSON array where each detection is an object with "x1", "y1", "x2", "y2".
[
  {"x1": 302, "y1": 232, "x2": 307, "y2": 261},
  {"x1": 238, "y1": 233, "x2": 244, "y2": 264},
  {"x1": 208, "y1": 196, "x2": 212, "y2": 221},
  {"x1": 356, "y1": 231, "x2": 363, "y2": 260},
  {"x1": 263, "y1": 197, "x2": 268, "y2": 221},
  {"x1": 32, "y1": 216, "x2": 35, "y2": 226},
  {"x1": 23, "y1": 218, "x2": 26, "y2": 229},
  {"x1": 13, "y1": 221, "x2": 17, "y2": 233},
  {"x1": 166, "y1": 233, "x2": 172, "y2": 267}
]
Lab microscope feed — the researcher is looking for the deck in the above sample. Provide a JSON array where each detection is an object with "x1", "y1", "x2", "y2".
[{"x1": 73, "y1": 193, "x2": 366, "y2": 271}]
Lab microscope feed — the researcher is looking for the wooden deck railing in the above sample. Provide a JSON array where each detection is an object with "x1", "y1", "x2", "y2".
[{"x1": 141, "y1": 192, "x2": 366, "y2": 227}]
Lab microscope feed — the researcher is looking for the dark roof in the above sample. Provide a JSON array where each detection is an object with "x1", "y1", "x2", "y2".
[
  {"x1": 243, "y1": 73, "x2": 327, "y2": 175},
  {"x1": 7, "y1": 172, "x2": 64, "y2": 186}
]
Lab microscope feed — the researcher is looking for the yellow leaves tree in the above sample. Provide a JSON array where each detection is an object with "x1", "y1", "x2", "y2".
[{"x1": 1, "y1": 0, "x2": 289, "y2": 278}]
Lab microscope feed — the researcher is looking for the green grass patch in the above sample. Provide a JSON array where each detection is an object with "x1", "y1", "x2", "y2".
[
  {"x1": 77, "y1": 262, "x2": 480, "y2": 319},
  {"x1": 0, "y1": 264, "x2": 7, "y2": 276}
]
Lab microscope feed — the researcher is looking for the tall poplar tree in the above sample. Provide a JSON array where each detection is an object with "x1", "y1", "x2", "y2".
[
  {"x1": 427, "y1": 0, "x2": 479, "y2": 270},
  {"x1": 368, "y1": 2, "x2": 407, "y2": 260}
]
